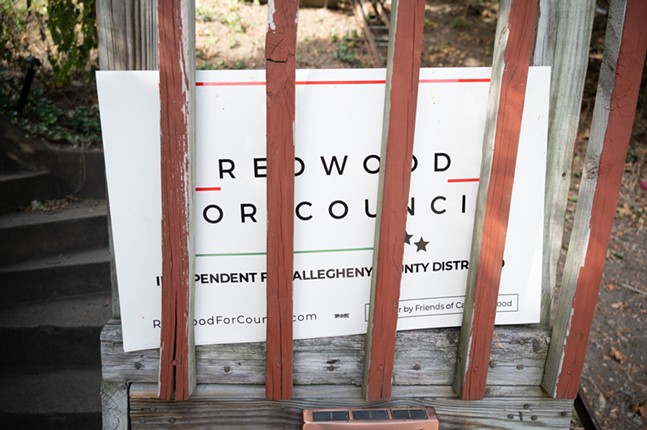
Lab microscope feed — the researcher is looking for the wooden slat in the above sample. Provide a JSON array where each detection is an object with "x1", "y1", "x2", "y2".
[
  {"x1": 130, "y1": 383, "x2": 552, "y2": 401},
  {"x1": 102, "y1": 321, "x2": 551, "y2": 390},
  {"x1": 534, "y1": 1, "x2": 595, "y2": 326},
  {"x1": 128, "y1": 394, "x2": 573, "y2": 429},
  {"x1": 157, "y1": 0, "x2": 196, "y2": 401},
  {"x1": 543, "y1": 0, "x2": 647, "y2": 399},
  {"x1": 265, "y1": 0, "x2": 299, "y2": 401},
  {"x1": 454, "y1": 0, "x2": 539, "y2": 400},
  {"x1": 96, "y1": 0, "x2": 158, "y2": 71},
  {"x1": 362, "y1": 0, "x2": 426, "y2": 402}
]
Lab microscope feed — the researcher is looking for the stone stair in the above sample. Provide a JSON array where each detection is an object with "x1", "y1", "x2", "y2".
[
  {"x1": 0, "y1": 200, "x2": 111, "y2": 429},
  {"x1": 0, "y1": 121, "x2": 110, "y2": 429}
]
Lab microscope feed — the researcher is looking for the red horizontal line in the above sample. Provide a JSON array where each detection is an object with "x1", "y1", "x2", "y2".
[
  {"x1": 296, "y1": 79, "x2": 385, "y2": 85},
  {"x1": 420, "y1": 78, "x2": 491, "y2": 84},
  {"x1": 195, "y1": 187, "x2": 222, "y2": 191},
  {"x1": 196, "y1": 81, "x2": 264, "y2": 86},
  {"x1": 448, "y1": 178, "x2": 480, "y2": 183},
  {"x1": 195, "y1": 78, "x2": 490, "y2": 87}
]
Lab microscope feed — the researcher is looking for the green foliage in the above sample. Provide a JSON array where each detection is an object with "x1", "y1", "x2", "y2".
[
  {"x1": 0, "y1": 0, "x2": 97, "y2": 85},
  {"x1": 332, "y1": 31, "x2": 363, "y2": 68},
  {"x1": 0, "y1": 0, "x2": 30, "y2": 63},
  {"x1": 46, "y1": 0, "x2": 97, "y2": 85},
  {"x1": 0, "y1": 70, "x2": 101, "y2": 147}
]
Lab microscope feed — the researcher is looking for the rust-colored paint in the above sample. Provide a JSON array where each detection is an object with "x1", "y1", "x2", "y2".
[
  {"x1": 364, "y1": 0, "x2": 426, "y2": 402},
  {"x1": 555, "y1": 0, "x2": 647, "y2": 399},
  {"x1": 461, "y1": 0, "x2": 539, "y2": 400},
  {"x1": 158, "y1": 0, "x2": 193, "y2": 401},
  {"x1": 265, "y1": 0, "x2": 298, "y2": 401}
]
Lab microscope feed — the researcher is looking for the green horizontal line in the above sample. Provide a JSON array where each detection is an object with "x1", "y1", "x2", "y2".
[
  {"x1": 196, "y1": 247, "x2": 373, "y2": 258},
  {"x1": 295, "y1": 247, "x2": 373, "y2": 254}
]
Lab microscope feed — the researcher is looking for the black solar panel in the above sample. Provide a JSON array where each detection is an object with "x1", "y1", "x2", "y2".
[
  {"x1": 352, "y1": 409, "x2": 389, "y2": 421},
  {"x1": 313, "y1": 411, "x2": 350, "y2": 422},
  {"x1": 391, "y1": 409, "x2": 428, "y2": 420}
]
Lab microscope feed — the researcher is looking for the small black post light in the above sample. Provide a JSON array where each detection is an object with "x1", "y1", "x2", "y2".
[{"x1": 16, "y1": 55, "x2": 42, "y2": 117}]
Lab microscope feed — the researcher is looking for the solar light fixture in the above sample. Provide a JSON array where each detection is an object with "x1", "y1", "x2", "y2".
[{"x1": 303, "y1": 406, "x2": 439, "y2": 429}]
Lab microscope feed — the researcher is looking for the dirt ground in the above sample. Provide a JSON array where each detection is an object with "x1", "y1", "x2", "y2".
[{"x1": 1, "y1": 0, "x2": 645, "y2": 428}]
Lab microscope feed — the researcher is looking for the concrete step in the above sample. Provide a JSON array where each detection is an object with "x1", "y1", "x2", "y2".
[
  {"x1": 0, "y1": 200, "x2": 108, "y2": 264},
  {"x1": 0, "y1": 365, "x2": 101, "y2": 429},
  {"x1": 0, "y1": 169, "x2": 59, "y2": 212},
  {"x1": 0, "y1": 248, "x2": 111, "y2": 306},
  {"x1": 0, "y1": 292, "x2": 112, "y2": 366}
]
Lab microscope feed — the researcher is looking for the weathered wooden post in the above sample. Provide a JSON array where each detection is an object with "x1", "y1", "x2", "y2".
[
  {"x1": 157, "y1": 0, "x2": 196, "y2": 401},
  {"x1": 97, "y1": 1, "x2": 158, "y2": 427},
  {"x1": 454, "y1": 0, "x2": 539, "y2": 400},
  {"x1": 533, "y1": 0, "x2": 596, "y2": 327},
  {"x1": 363, "y1": 0, "x2": 426, "y2": 402},
  {"x1": 543, "y1": 0, "x2": 647, "y2": 399},
  {"x1": 264, "y1": 0, "x2": 299, "y2": 401}
]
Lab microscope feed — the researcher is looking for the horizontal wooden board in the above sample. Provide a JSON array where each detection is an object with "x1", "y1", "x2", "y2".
[
  {"x1": 102, "y1": 320, "x2": 550, "y2": 389},
  {"x1": 128, "y1": 388, "x2": 573, "y2": 429}
]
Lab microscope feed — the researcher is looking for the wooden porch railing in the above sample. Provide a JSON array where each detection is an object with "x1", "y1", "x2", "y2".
[{"x1": 97, "y1": 0, "x2": 647, "y2": 407}]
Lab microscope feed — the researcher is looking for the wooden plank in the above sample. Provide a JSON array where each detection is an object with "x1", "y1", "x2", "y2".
[
  {"x1": 130, "y1": 383, "x2": 552, "y2": 400},
  {"x1": 96, "y1": 0, "x2": 158, "y2": 70},
  {"x1": 542, "y1": 0, "x2": 647, "y2": 399},
  {"x1": 363, "y1": 0, "x2": 426, "y2": 402},
  {"x1": 157, "y1": 0, "x2": 196, "y2": 401},
  {"x1": 102, "y1": 321, "x2": 551, "y2": 389},
  {"x1": 454, "y1": 0, "x2": 539, "y2": 401},
  {"x1": 532, "y1": 0, "x2": 556, "y2": 67},
  {"x1": 265, "y1": 0, "x2": 299, "y2": 401},
  {"x1": 101, "y1": 381, "x2": 129, "y2": 430},
  {"x1": 129, "y1": 394, "x2": 573, "y2": 429},
  {"x1": 534, "y1": 2, "x2": 595, "y2": 326}
]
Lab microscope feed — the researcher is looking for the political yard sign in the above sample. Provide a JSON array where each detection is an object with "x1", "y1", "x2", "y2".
[{"x1": 97, "y1": 67, "x2": 549, "y2": 352}]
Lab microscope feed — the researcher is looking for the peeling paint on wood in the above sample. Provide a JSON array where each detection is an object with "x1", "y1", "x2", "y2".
[
  {"x1": 363, "y1": 0, "x2": 426, "y2": 402},
  {"x1": 534, "y1": 2, "x2": 595, "y2": 327},
  {"x1": 543, "y1": 0, "x2": 647, "y2": 399},
  {"x1": 265, "y1": 0, "x2": 299, "y2": 401},
  {"x1": 157, "y1": 0, "x2": 196, "y2": 401},
  {"x1": 455, "y1": 0, "x2": 539, "y2": 401}
]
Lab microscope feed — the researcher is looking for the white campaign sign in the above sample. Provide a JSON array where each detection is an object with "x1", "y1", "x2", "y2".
[{"x1": 98, "y1": 67, "x2": 549, "y2": 352}]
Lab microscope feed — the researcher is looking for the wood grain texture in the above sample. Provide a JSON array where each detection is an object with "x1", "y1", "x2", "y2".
[
  {"x1": 157, "y1": 0, "x2": 196, "y2": 401},
  {"x1": 363, "y1": 0, "x2": 426, "y2": 402},
  {"x1": 454, "y1": 0, "x2": 539, "y2": 401},
  {"x1": 265, "y1": 0, "x2": 299, "y2": 401},
  {"x1": 535, "y1": 2, "x2": 595, "y2": 326},
  {"x1": 543, "y1": 0, "x2": 647, "y2": 399},
  {"x1": 532, "y1": 0, "x2": 556, "y2": 67},
  {"x1": 96, "y1": 0, "x2": 158, "y2": 70},
  {"x1": 101, "y1": 381, "x2": 129, "y2": 430},
  {"x1": 128, "y1": 392, "x2": 573, "y2": 429},
  {"x1": 102, "y1": 321, "x2": 551, "y2": 389}
]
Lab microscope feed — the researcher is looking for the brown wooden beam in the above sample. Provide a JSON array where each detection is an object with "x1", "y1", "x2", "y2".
[
  {"x1": 363, "y1": 0, "x2": 426, "y2": 402},
  {"x1": 265, "y1": 0, "x2": 299, "y2": 401},
  {"x1": 454, "y1": 0, "x2": 538, "y2": 400},
  {"x1": 157, "y1": 0, "x2": 196, "y2": 401}
]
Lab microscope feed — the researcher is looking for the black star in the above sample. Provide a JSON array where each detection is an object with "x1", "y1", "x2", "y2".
[
  {"x1": 405, "y1": 231, "x2": 413, "y2": 245},
  {"x1": 414, "y1": 237, "x2": 429, "y2": 252}
]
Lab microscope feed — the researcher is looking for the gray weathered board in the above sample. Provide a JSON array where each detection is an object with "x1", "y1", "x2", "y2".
[{"x1": 102, "y1": 320, "x2": 573, "y2": 428}]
